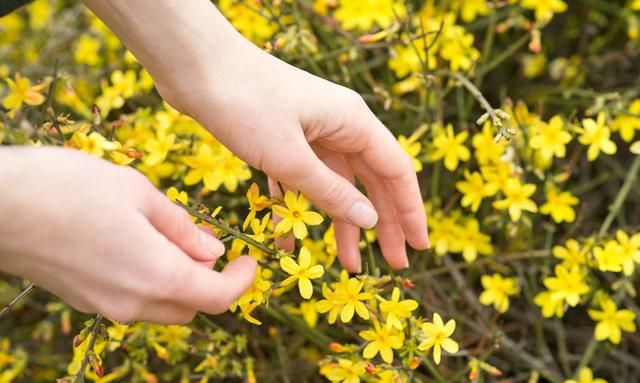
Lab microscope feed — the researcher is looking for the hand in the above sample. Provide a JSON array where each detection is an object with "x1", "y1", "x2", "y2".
[
  {"x1": 0, "y1": 147, "x2": 256, "y2": 324},
  {"x1": 160, "y1": 37, "x2": 430, "y2": 272},
  {"x1": 82, "y1": 0, "x2": 429, "y2": 273}
]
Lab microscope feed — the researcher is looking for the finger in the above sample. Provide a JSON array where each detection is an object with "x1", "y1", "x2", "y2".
[
  {"x1": 177, "y1": 255, "x2": 257, "y2": 315},
  {"x1": 352, "y1": 110, "x2": 429, "y2": 250},
  {"x1": 350, "y1": 157, "x2": 408, "y2": 269},
  {"x1": 317, "y1": 150, "x2": 361, "y2": 273},
  {"x1": 135, "y1": 302, "x2": 197, "y2": 325},
  {"x1": 269, "y1": 133, "x2": 378, "y2": 230},
  {"x1": 268, "y1": 177, "x2": 295, "y2": 252},
  {"x1": 198, "y1": 225, "x2": 224, "y2": 267},
  {"x1": 144, "y1": 188, "x2": 225, "y2": 261},
  {"x1": 334, "y1": 219, "x2": 361, "y2": 272}
]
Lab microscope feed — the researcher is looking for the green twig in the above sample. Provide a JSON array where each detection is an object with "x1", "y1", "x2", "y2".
[
  {"x1": 73, "y1": 315, "x2": 103, "y2": 383},
  {"x1": 179, "y1": 202, "x2": 278, "y2": 257},
  {"x1": 0, "y1": 283, "x2": 36, "y2": 319}
]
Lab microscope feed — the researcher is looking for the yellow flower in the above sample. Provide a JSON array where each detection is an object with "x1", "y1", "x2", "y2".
[
  {"x1": 593, "y1": 240, "x2": 624, "y2": 273},
  {"x1": 540, "y1": 188, "x2": 579, "y2": 223},
  {"x1": 534, "y1": 290, "x2": 566, "y2": 318},
  {"x1": 2, "y1": 73, "x2": 48, "y2": 117},
  {"x1": 479, "y1": 274, "x2": 519, "y2": 313},
  {"x1": 529, "y1": 116, "x2": 573, "y2": 161},
  {"x1": 334, "y1": 0, "x2": 405, "y2": 31},
  {"x1": 564, "y1": 367, "x2": 608, "y2": 383},
  {"x1": 418, "y1": 313, "x2": 459, "y2": 365},
  {"x1": 612, "y1": 99, "x2": 640, "y2": 142},
  {"x1": 456, "y1": 170, "x2": 498, "y2": 212},
  {"x1": 298, "y1": 300, "x2": 319, "y2": 328},
  {"x1": 219, "y1": 0, "x2": 277, "y2": 45},
  {"x1": 493, "y1": 178, "x2": 538, "y2": 221},
  {"x1": 439, "y1": 25, "x2": 480, "y2": 71},
  {"x1": 577, "y1": 113, "x2": 617, "y2": 161},
  {"x1": 359, "y1": 319, "x2": 404, "y2": 364},
  {"x1": 429, "y1": 124, "x2": 470, "y2": 171},
  {"x1": 272, "y1": 191, "x2": 324, "y2": 240},
  {"x1": 237, "y1": 267, "x2": 272, "y2": 306},
  {"x1": 553, "y1": 239, "x2": 587, "y2": 269},
  {"x1": 454, "y1": 0, "x2": 490, "y2": 22},
  {"x1": 243, "y1": 183, "x2": 271, "y2": 230},
  {"x1": 316, "y1": 274, "x2": 373, "y2": 323},
  {"x1": 449, "y1": 219, "x2": 493, "y2": 263},
  {"x1": 144, "y1": 128, "x2": 181, "y2": 166},
  {"x1": 428, "y1": 213, "x2": 461, "y2": 256},
  {"x1": 166, "y1": 187, "x2": 188, "y2": 205},
  {"x1": 209, "y1": 146, "x2": 251, "y2": 192},
  {"x1": 543, "y1": 264, "x2": 589, "y2": 307},
  {"x1": 74, "y1": 35, "x2": 101, "y2": 66},
  {"x1": 473, "y1": 122, "x2": 507, "y2": 165},
  {"x1": 321, "y1": 359, "x2": 367, "y2": 383},
  {"x1": 69, "y1": 131, "x2": 120, "y2": 158},
  {"x1": 184, "y1": 143, "x2": 251, "y2": 192},
  {"x1": 398, "y1": 135, "x2": 422, "y2": 172},
  {"x1": 588, "y1": 298, "x2": 637, "y2": 344},
  {"x1": 377, "y1": 287, "x2": 418, "y2": 330},
  {"x1": 279, "y1": 247, "x2": 325, "y2": 299},
  {"x1": 615, "y1": 230, "x2": 640, "y2": 276},
  {"x1": 520, "y1": 0, "x2": 567, "y2": 22},
  {"x1": 183, "y1": 143, "x2": 220, "y2": 190}
]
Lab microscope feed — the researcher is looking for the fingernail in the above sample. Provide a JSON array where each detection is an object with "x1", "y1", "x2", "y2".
[
  {"x1": 200, "y1": 231, "x2": 225, "y2": 258},
  {"x1": 347, "y1": 201, "x2": 378, "y2": 229}
]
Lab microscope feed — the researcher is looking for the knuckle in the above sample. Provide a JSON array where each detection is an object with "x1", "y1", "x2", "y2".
[
  {"x1": 319, "y1": 178, "x2": 349, "y2": 209},
  {"x1": 104, "y1": 301, "x2": 142, "y2": 323},
  {"x1": 343, "y1": 89, "x2": 366, "y2": 109},
  {"x1": 173, "y1": 311, "x2": 197, "y2": 325}
]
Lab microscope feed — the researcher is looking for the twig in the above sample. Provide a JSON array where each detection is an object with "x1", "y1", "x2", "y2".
[
  {"x1": 0, "y1": 283, "x2": 36, "y2": 319},
  {"x1": 73, "y1": 315, "x2": 103, "y2": 383},
  {"x1": 178, "y1": 202, "x2": 278, "y2": 257},
  {"x1": 444, "y1": 70, "x2": 512, "y2": 141}
]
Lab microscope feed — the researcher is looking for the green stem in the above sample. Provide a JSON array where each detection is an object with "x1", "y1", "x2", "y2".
[
  {"x1": 74, "y1": 315, "x2": 103, "y2": 383},
  {"x1": 598, "y1": 155, "x2": 640, "y2": 238},
  {"x1": 0, "y1": 283, "x2": 36, "y2": 319},
  {"x1": 179, "y1": 202, "x2": 278, "y2": 257}
]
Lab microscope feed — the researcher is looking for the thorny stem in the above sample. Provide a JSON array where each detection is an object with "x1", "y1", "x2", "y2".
[
  {"x1": 73, "y1": 315, "x2": 103, "y2": 383},
  {"x1": 0, "y1": 283, "x2": 36, "y2": 319}
]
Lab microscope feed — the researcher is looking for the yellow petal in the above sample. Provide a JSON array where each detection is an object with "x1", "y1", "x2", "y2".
[
  {"x1": 302, "y1": 211, "x2": 324, "y2": 225},
  {"x1": 279, "y1": 256, "x2": 300, "y2": 275},
  {"x1": 298, "y1": 277, "x2": 313, "y2": 299},
  {"x1": 292, "y1": 220, "x2": 308, "y2": 239}
]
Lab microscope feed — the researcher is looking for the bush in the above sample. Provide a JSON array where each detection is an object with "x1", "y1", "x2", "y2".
[{"x1": 1, "y1": 0, "x2": 639, "y2": 382}]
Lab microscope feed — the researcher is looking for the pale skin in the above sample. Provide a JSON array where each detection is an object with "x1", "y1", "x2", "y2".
[{"x1": 0, "y1": 0, "x2": 429, "y2": 324}]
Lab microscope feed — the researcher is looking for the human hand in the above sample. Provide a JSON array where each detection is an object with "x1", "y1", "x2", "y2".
[
  {"x1": 160, "y1": 37, "x2": 429, "y2": 273},
  {"x1": 0, "y1": 147, "x2": 256, "y2": 324},
  {"x1": 82, "y1": 0, "x2": 429, "y2": 273}
]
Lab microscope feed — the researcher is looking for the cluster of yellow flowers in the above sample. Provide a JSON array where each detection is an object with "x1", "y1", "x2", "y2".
[{"x1": 2, "y1": 1, "x2": 640, "y2": 382}]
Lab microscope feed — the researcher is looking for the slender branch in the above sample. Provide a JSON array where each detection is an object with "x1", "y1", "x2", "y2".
[
  {"x1": 74, "y1": 315, "x2": 103, "y2": 383},
  {"x1": 0, "y1": 283, "x2": 36, "y2": 319},
  {"x1": 178, "y1": 202, "x2": 278, "y2": 257}
]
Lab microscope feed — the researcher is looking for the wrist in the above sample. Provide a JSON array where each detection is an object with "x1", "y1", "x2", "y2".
[{"x1": 82, "y1": 0, "x2": 253, "y2": 110}]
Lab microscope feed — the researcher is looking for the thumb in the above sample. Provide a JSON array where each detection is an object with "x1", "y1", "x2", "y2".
[
  {"x1": 271, "y1": 140, "x2": 378, "y2": 229},
  {"x1": 145, "y1": 189, "x2": 225, "y2": 262},
  {"x1": 178, "y1": 255, "x2": 257, "y2": 315}
]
